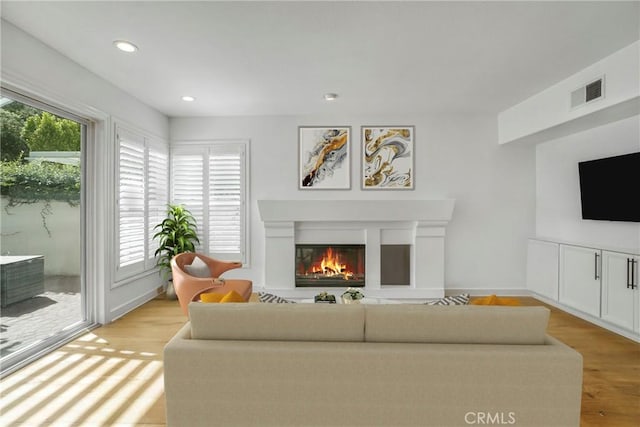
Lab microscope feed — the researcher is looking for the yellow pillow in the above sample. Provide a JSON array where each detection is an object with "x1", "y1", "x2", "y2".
[
  {"x1": 471, "y1": 294, "x2": 520, "y2": 306},
  {"x1": 200, "y1": 292, "x2": 224, "y2": 303},
  {"x1": 220, "y1": 290, "x2": 246, "y2": 303}
]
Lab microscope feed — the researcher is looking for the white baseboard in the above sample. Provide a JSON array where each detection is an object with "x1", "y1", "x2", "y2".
[
  {"x1": 109, "y1": 287, "x2": 161, "y2": 322},
  {"x1": 444, "y1": 288, "x2": 530, "y2": 297},
  {"x1": 531, "y1": 292, "x2": 640, "y2": 343}
]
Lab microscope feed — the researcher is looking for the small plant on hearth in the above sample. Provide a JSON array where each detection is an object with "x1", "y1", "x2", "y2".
[{"x1": 342, "y1": 287, "x2": 364, "y2": 301}]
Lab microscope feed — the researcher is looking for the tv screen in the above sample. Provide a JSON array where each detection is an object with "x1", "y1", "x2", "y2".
[{"x1": 578, "y1": 152, "x2": 640, "y2": 222}]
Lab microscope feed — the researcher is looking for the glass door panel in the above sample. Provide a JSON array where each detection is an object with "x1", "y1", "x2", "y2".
[{"x1": 1, "y1": 93, "x2": 88, "y2": 374}]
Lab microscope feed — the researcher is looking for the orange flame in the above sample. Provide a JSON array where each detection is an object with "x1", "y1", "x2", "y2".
[{"x1": 309, "y1": 247, "x2": 354, "y2": 280}]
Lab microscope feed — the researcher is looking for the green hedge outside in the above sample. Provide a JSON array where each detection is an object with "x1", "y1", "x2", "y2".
[{"x1": 0, "y1": 160, "x2": 80, "y2": 206}]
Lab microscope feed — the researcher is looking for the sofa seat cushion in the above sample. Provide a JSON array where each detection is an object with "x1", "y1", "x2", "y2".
[
  {"x1": 189, "y1": 302, "x2": 365, "y2": 342},
  {"x1": 365, "y1": 305, "x2": 549, "y2": 345}
]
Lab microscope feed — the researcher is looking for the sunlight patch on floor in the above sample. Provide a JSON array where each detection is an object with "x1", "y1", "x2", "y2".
[{"x1": 0, "y1": 333, "x2": 165, "y2": 426}]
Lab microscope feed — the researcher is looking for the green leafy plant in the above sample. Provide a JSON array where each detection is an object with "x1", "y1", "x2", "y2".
[
  {"x1": 1, "y1": 160, "x2": 81, "y2": 236},
  {"x1": 341, "y1": 287, "x2": 365, "y2": 301},
  {"x1": 21, "y1": 112, "x2": 81, "y2": 151},
  {"x1": 153, "y1": 204, "x2": 200, "y2": 278},
  {"x1": 0, "y1": 160, "x2": 80, "y2": 205}
]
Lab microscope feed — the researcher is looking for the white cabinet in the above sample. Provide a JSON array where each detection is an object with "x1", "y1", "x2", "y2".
[
  {"x1": 559, "y1": 244, "x2": 601, "y2": 318},
  {"x1": 526, "y1": 239, "x2": 559, "y2": 300},
  {"x1": 529, "y1": 237, "x2": 639, "y2": 341},
  {"x1": 601, "y1": 251, "x2": 639, "y2": 333}
]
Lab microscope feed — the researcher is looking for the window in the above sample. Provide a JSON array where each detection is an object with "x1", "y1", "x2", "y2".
[
  {"x1": 171, "y1": 142, "x2": 248, "y2": 264},
  {"x1": 116, "y1": 124, "x2": 168, "y2": 280}
]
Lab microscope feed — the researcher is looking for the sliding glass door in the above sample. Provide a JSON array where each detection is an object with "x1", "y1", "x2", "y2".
[{"x1": 0, "y1": 90, "x2": 92, "y2": 375}]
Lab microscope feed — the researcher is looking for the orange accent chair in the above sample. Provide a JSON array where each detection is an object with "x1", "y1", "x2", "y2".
[{"x1": 171, "y1": 252, "x2": 253, "y2": 316}]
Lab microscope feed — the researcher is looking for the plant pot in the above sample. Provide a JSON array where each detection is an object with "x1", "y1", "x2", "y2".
[{"x1": 166, "y1": 279, "x2": 177, "y2": 300}]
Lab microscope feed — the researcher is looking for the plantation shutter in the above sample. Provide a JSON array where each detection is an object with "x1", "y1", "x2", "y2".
[
  {"x1": 171, "y1": 151, "x2": 205, "y2": 251},
  {"x1": 147, "y1": 141, "x2": 169, "y2": 263},
  {"x1": 171, "y1": 142, "x2": 248, "y2": 264},
  {"x1": 209, "y1": 145, "x2": 245, "y2": 260},
  {"x1": 117, "y1": 131, "x2": 146, "y2": 270}
]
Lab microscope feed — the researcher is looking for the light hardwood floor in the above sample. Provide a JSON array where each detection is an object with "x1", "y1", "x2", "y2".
[{"x1": 0, "y1": 296, "x2": 638, "y2": 426}]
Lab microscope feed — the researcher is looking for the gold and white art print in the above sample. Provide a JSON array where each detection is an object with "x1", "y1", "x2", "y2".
[
  {"x1": 362, "y1": 126, "x2": 414, "y2": 189},
  {"x1": 299, "y1": 126, "x2": 351, "y2": 189}
]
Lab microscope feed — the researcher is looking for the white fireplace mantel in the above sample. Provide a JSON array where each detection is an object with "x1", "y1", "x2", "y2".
[
  {"x1": 257, "y1": 199, "x2": 456, "y2": 299},
  {"x1": 258, "y1": 200, "x2": 455, "y2": 224}
]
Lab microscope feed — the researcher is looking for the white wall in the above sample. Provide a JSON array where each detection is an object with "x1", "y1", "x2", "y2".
[
  {"x1": 499, "y1": 41, "x2": 640, "y2": 145},
  {"x1": 1, "y1": 21, "x2": 170, "y2": 323},
  {"x1": 536, "y1": 115, "x2": 640, "y2": 252},
  {"x1": 171, "y1": 114, "x2": 536, "y2": 292},
  {"x1": 1, "y1": 199, "x2": 80, "y2": 275}
]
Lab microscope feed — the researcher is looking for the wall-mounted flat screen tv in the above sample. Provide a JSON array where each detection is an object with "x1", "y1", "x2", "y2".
[{"x1": 578, "y1": 152, "x2": 640, "y2": 222}]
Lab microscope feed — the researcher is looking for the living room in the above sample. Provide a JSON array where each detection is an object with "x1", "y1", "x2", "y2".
[{"x1": 1, "y1": 1, "x2": 639, "y2": 425}]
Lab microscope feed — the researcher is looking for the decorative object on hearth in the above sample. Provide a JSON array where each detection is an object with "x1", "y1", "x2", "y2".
[
  {"x1": 314, "y1": 292, "x2": 336, "y2": 303},
  {"x1": 362, "y1": 126, "x2": 414, "y2": 190},
  {"x1": 299, "y1": 126, "x2": 351, "y2": 189},
  {"x1": 341, "y1": 287, "x2": 365, "y2": 304}
]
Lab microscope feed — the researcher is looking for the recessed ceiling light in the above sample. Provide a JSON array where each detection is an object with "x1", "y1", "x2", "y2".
[
  {"x1": 113, "y1": 40, "x2": 138, "y2": 53},
  {"x1": 181, "y1": 96, "x2": 196, "y2": 102},
  {"x1": 324, "y1": 93, "x2": 339, "y2": 101}
]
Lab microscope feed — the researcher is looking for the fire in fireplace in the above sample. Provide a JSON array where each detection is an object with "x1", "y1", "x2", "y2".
[{"x1": 295, "y1": 244, "x2": 365, "y2": 287}]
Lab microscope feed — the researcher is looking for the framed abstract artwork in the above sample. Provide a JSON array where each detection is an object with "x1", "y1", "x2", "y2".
[
  {"x1": 299, "y1": 126, "x2": 351, "y2": 189},
  {"x1": 361, "y1": 126, "x2": 414, "y2": 190}
]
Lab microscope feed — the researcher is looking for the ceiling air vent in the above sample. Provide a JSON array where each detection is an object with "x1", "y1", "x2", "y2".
[{"x1": 571, "y1": 77, "x2": 604, "y2": 109}]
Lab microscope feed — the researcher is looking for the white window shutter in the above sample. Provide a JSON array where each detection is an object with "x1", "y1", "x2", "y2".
[
  {"x1": 171, "y1": 142, "x2": 248, "y2": 264},
  {"x1": 118, "y1": 133, "x2": 146, "y2": 269},
  {"x1": 147, "y1": 141, "x2": 169, "y2": 263},
  {"x1": 209, "y1": 146, "x2": 244, "y2": 259},
  {"x1": 171, "y1": 152, "x2": 205, "y2": 250}
]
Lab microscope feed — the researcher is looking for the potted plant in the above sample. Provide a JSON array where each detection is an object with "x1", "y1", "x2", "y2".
[
  {"x1": 153, "y1": 204, "x2": 200, "y2": 299},
  {"x1": 341, "y1": 287, "x2": 365, "y2": 304}
]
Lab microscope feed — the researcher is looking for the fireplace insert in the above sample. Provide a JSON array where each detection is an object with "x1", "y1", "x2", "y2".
[{"x1": 295, "y1": 244, "x2": 365, "y2": 287}]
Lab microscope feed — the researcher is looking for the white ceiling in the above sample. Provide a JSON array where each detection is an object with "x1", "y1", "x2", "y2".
[{"x1": 1, "y1": 1, "x2": 638, "y2": 117}]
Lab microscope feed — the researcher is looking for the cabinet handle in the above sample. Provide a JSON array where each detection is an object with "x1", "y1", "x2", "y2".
[
  {"x1": 633, "y1": 259, "x2": 637, "y2": 290},
  {"x1": 594, "y1": 253, "x2": 600, "y2": 280},
  {"x1": 627, "y1": 258, "x2": 632, "y2": 289}
]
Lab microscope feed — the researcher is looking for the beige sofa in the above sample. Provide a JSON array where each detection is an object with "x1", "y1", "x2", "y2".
[{"x1": 164, "y1": 303, "x2": 583, "y2": 426}]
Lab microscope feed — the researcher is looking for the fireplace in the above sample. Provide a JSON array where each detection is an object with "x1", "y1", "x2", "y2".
[
  {"x1": 258, "y1": 199, "x2": 455, "y2": 298},
  {"x1": 295, "y1": 244, "x2": 365, "y2": 287}
]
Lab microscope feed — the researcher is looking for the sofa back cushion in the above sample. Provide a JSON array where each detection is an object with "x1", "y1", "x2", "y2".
[
  {"x1": 365, "y1": 305, "x2": 550, "y2": 344},
  {"x1": 189, "y1": 302, "x2": 365, "y2": 342}
]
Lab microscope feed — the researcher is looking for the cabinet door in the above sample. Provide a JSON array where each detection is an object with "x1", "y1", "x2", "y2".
[
  {"x1": 601, "y1": 251, "x2": 636, "y2": 331},
  {"x1": 526, "y1": 239, "x2": 559, "y2": 300},
  {"x1": 635, "y1": 256, "x2": 640, "y2": 334},
  {"x1": 559, "y1": 245, "x2": 601, "y2": 317}
]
